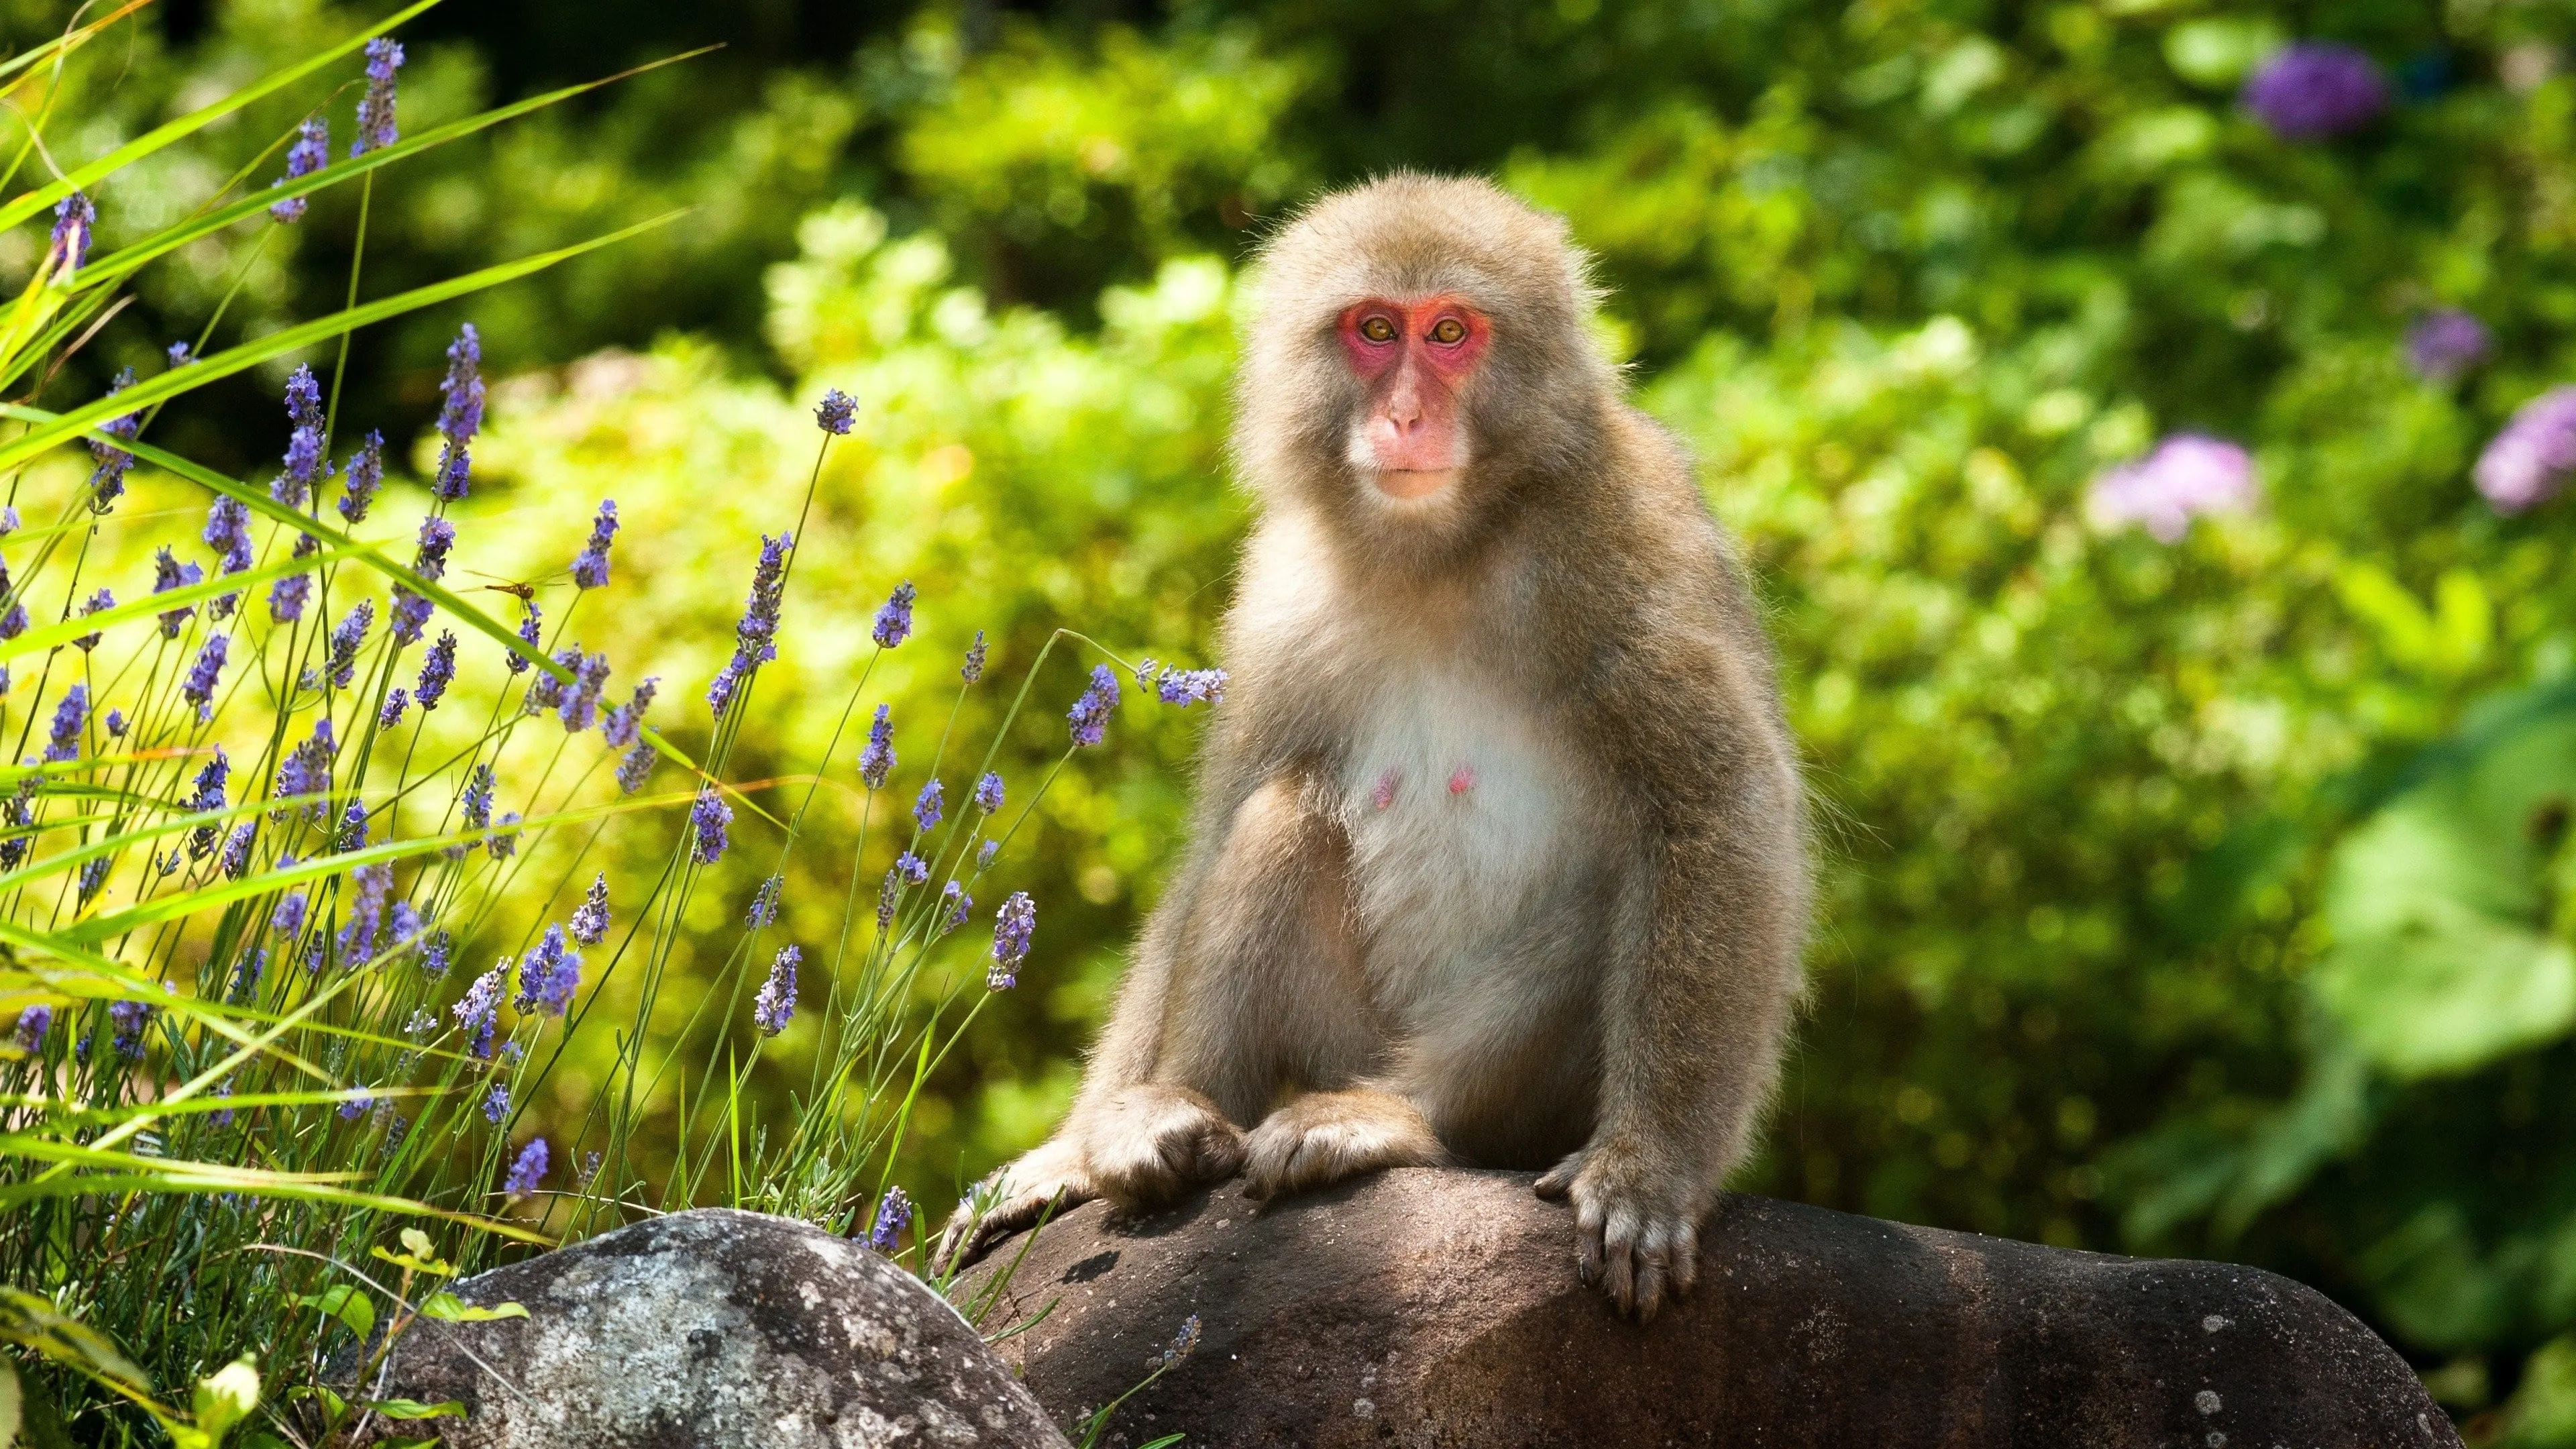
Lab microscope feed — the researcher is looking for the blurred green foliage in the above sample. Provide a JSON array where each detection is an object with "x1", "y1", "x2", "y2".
[{"x1": 34, "y1": 0, "x2": 2576, "y2": 1434}]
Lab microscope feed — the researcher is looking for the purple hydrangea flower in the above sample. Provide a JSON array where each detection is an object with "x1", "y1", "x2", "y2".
[
  {"x1": 325, "y1": 599, "x2": 373, "y2": 688},
  {"x1": 571, "y1": 873, "x2": 611, "y2": 946},
  {"x1": 989, "y1": 891, "x2": 1035, "y2": 989},
  {"x1": 859, "y1": 704, "x2": 895, "y2": 790},
  {"x1": 182, "y1": 636, "x2": 229, "y2": 722},
  {"x1": 690, "y1": 787, "x2": 732, "y2": 865},
  {"x1": 973, "y1": 771, "x2": 1004, "y2": 813},
  {"x1": 431, "y1": 325, "x2": 482, "y2": 503},
  {"x1": 409, "y1": 631, "x2": 457, "y2": 713},
  {"x1": 2088, "y1": 433, "x2": 2257, "y2": 543},
  {"x1": 961, "y1": 630, "x2": 987, "y2": 684},
  {"x1": 44, "y1": 684, "x2": 87, "y2": 763},
  {"x1": 708, "y1": 532, "x2": 792, "y2": 718},
  {"x1": 352, "y1": 38, "x2": 404, "y2": 156},
  {"x1": 15, "y1": 1005, "x2": 50, "y2": 1051},
  {"x1": 269, "y1": 115, "x2": 328, "y2": 223},
  {"x1": 484, "y1": 1081, "x2": 511, "y2": 1124},
  {"x1": 871, "y1": 580, "x2": 916, "y2": 649},
  {"x1": 503, "y1": 1136, "x2": 548, "y2": 1201},
  {"x1": 152, "y1": 547, "x2": 204, "y2": 638},
  {"x1": 913, "y1": 779, "x2": 943, "y2": 834},
  {"x1": 866, "y1": 1185, "x2": 912, "y2": 1252},
  {"x1": 752, "y1": 944, "x2": 799, "y2": 1036},
  {"x1": 616, "y1": 741, "x2": 656, "y2": 794},
  {"x1": 2243, "y1": 42, "x2": 2388, "y2": 140},
  {"x1": 47, "y1": 192, "x2": 93, "y2": 281},
  {"x1": 460, "y1": 762, "x2": 495, "y2": 831},
  {"x1": 814, "y1": 388, "x2": 855, "y2": 435},
  {"x1": 602, "y1": 678, "x2": 657, "y2": 749},
  {"x1": 2475, "y1": 386, "x2": 2576, "y2": 514},
  {"x1": 455, "y1": 965, "x2": 504, "y2": 1058},
  {"x1": 2406, "y1": 309, "x2": 2491, "y2": 383},
  {"x1": 747, "y1": 873, "x2": 782, "y2": 928},
  {"x1": 337, "y1": 430, "x2": 385, "y2": 523},
  {"x1": 268, "y1": 535, "x2": 321, "y2": 623},
  {"x1": 87, "y1": 369, "x2": 141, "y2": 513},
  {"x1": 1067, "y1": 664, "x2": 1119, "y2": 747},
  {"x1": 271, "y1": 365, "x2": 331, "y2": 509},
  {"x1": 571, "y1": 499, "x2": 617, "y2": 589}
]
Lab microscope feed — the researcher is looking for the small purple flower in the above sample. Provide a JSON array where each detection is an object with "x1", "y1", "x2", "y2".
[
  {"x1": 616, "y1": 742, "x2": 657, "y2": 794},
  {"x1": 2088, "y1": 433, "x2": 2257, "y2": 543},
  {"x1": 460, "y1": 762, "x2": 495, "y2": 831},
  {"x1": 181, "y1": 636, "x2": 229, "y2": 722},
  {"x1": 337, "y1": 430, "x2": 384, "y2": 523},
  {"x1": 913, "y1": 779, "x2": 943, "y2": 835},
  {"x1": 989, "y1": 891, "x2": 1035, "y2": 989},
  {"x1": 961, "y1": 630, "x2": 987, "y2": 684},
  {"x1": 895, "y1": 851, "x2": 929, "y2": 886},
  {"x1": 747, "y1": 873, "x2": 782, "y2": 928},
  {"x1": 866, "y1": 1185, "x2": 912, "y2": 1252},
  {"x1": 1138, "y1": 661, "x2": 1226, "y2": 708},
  {"x1": 269, "y1": 535, "x2": 321, "y2": 623},
  {"x1": 339, "y1": 861, "x2": 393, "y2": 961},
  {"x1": 337, "y1": 1086, "x2": 374, "y2": 1121},
  {"x1": 691, "y1": 787, "x2": 732, "y2": 865},
  {"x1": 484, "y1": 1081, "x2": 511, "y2": 1124},
  {"x1": 219, "y1": 822, "x2": 257, "y2": 878},
  {"x1": 708, "y1": 533, "x2": 792, "y2": 718},
  {"x1": 517, "y1": 924, "x2": 580, "y2": 1016},
  {"x1": 431, "y1": 325, "x2": 482, "y2": 503},
  {"x1": 86, "y1": 369, "x2": 141, "y2": 515},
  {"x1": 388, "y1": 900, "x2": 423, "y2": 947},
  {"x1": 2243, "y1": 42, "x2": 2388, "y2": 140},
  {"x1": 76, "y1": 855, "x2": 109, "y2": 901},
  {"x1": 508, "y1": 599, "x2": 541, "y2": 673},
  {"x1": 14, "y1": 1005, "x2": 50, "y2": 1051},
  {"x1": 814, "y1": 388, "x2": 855, "y2": 435},
  {"x1": 503, "y1": 1136, "x2": 549, "y2": 1201},
  {"x1": 871, "y1": 581, "x2": 916, "y2": 649},
  {"x1": 276, "y1": 718, "x2": 337, "y2": 812},
  {"x1": 753, "y1": 944, "x2": 799, "y2": 1036},
  {"x1": 185, "y1": 748, "x2": 231, "y2": 857},
  {"x1": 205, "y1": 496, "x2": 252, "y2": 617},
  {"x1": 47, "y1": 191, "x2": 93, "y2": 281},
  {"x1": 269, "y1": 115, "x2": 328, "y2": 223},
  {"x1": 940, "y1": 880, "x2": 971, "y2": 934},
  {"x1": 421, "y1": 928, "x2": 453, "y2": 976},
  {"x1": 229, "y1": 949, "x2": 266, "y2": 1004},
  {"x1": 859, "y1": 704, "x2": 895, "y2": 790},
  {"x1": 352, "y1": 38, "x2": 404, "y2": 157},
  {"x1": 72, "y1": 588, "x2": 111, "y2": 651},
  {"x1": 1067, "y1": 664, "x2": 1120, "y2": 748},
  {"x1": 455, "y1": 965, "x2": 504, "y2": 1058},
  {"x1": 152, "y1": 547, "x2": 205, "y2": 638},
  {"x1": 601, "y1": 678, "x2": 657, "y2": 749},
  {"x1": 571, "y1": 873, "x2": 611, "y2": 946},
  {"x1": 558, "y1": 649, "x2": 611, "y2": 734},
  {"x1": 571, "y1": 500, "x2": 618, "y2": 589},
  {"x1": 209, "y1": 1078, "x2": 235, "y2": 1126},
  {"x1": 526, "y1": 649, "x2": 574, "y2": 716},
  {"x1": 2476, "y1": 386, "x2": 2576, "y2": 514},
  {"x1": 104, "y1": 708, "x2": 127, "y2": 739},
  {"x1": 167, "y1": 341, "x2": 193, "y2": 369},
  {"x1": 378, "y1": 688, "x2": 411, "y2": 730},
  {"x1": 44, "y1": 684, "x2": 87, "y2": 763},
  {"x1": 272, "y1": 365, "x2": 331, "y2": 509},
  {"x1": 272, "y1": 890, "x2": 308, "y2": 939},
  {"x1": 875, "y1": 870, "x2": 900, "y2": 930},
  {"x1": 975, "y1": 839, "x2": 998, "y2": 871},
  {"x1": 2406, "y1": 309, "x2": 2490, "y2": 383},
  {"x1": 486, "y1": 810, "x2": 521, "y2": 860},
  {"x1": 972, "y1": 772, "x2": 1004, "y2": 813},
  {"x1": 325, "y1": 599, "x2": 373, "y2": 688},
  {"x1": 109, "y1": 998, "x2": 152, "y2": 1059},
  {"x1": 416, "y1": 631, "x2": 459, "y2": 711}
]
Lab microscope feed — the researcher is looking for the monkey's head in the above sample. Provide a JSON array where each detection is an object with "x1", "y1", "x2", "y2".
[{"x1": 1235, "y1": 174, "x2": 1615, "y2": 559}]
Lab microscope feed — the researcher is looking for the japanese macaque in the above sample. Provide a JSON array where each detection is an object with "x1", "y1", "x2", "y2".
[{"x1": 934, "y1": 174, "x2": 1810, "y2": 1320}]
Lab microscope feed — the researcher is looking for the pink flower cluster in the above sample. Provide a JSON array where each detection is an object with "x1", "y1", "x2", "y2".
[{"x1": 2088, "y1": 434, "x2": 2258, "y2": 543}]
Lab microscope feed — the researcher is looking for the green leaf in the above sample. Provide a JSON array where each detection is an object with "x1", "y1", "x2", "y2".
[
  {"x1": 191, "y1": 1358, "x2": 260, "y2": 1446},
  {"x1": 295, "y1": 1285, "x2": 374, "y2": 1342},
  {"x1": 417, "y1": 1293, "x2": 526, "y2": 1323},
  {"x1": 0, "y1": 1287, "x2": 149, "y2": 1392},
  {"x1": 362, "y1": 1399, "x2": 464, "y2": 1421}
]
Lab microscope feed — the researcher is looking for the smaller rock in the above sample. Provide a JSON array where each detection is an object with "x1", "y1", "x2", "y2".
[{"x1": 359, "y1": 1207, "x2": 1067, "y2": 1448}]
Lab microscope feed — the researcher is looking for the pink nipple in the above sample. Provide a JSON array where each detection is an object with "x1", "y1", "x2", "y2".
[
  {"x1": 1371, "y1": 769, "x2": 1399, "y2": 810},
  {"x1": 1448, "y1": 764, "x2": 1477, "y2": 796}
]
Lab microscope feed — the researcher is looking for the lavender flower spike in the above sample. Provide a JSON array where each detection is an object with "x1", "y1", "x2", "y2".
[
  {"x1": 989, "y1": 891, "x2": 1035, "y2": 989},
  {"x1": 46, "y1": 192, "x2": 93, "y2": 282},
  {"x1": 973, "y1": 771, "x2": 1004, "y2": 812},
  {"x1": 572, "y1": 499, "x2": 618, "y2": 589},
  {"x1": 455, "y1": 966, "x2": 504, "y2": 1058},
  {"x1": 152, "y1": 547, "x2": 204, "y2": 638},
  {"x1": 87, "y1": 370, "x2": 141, "y2": 513},
  {"x1": 913, "y1": 779, "x2": 943, "y2": 834},
  {"x1": 2476, "y1": 386, "x2": 2576, "y2": 515},
  {"x1": 872, "y1": 581, "x2": 916, "y2": 649},
  {"x1": 616, "y1": 742, "x2": 657, "y2": 794},
  {"x1": 2087, "y1": 433, "x2": 2257, "y2": 543},
  {"x1": 431, "y1": 325, "x2": 483, "y2": 503},
  {"x1": 708, "y1": 533, "x2": 792, "y2": 718},
  {"x1": 753, "y1": 944, "x2": 800, "y2": 1036},
  {"x1": 2243, "y1": 42, "x2": 2388, "y2": 140},
  {"x1": 502, "y1": 1136, "x2": 548, "y2": 1201},
  {"x1": 339, "y1": 431, "x2": 385, "y2": 524},
  {"x1": 182, "y1": 636, "x2": 229, "y2": 722},
  {"x1": 271, "y1": 365, "x2": 330, "y2": 508},
  {"x1": 416, "y1": 631, "x2": 459, "y2": 710},
  {"x1": 72, "y1": 588, "x2": 111, "y2": 651},
  {"x1": 747, "y1": 873, "x2": 783, "y2": 928},
  {"x1": 814, "y1": 387, "x2": 856, "y2": 435},
  {"x1": 44, "y1": 684, "x2": 88, "y2": 763},
  {"x1": 867, "y1": 1185, "x2": 912, "y2": 1252},
  {"x1": 859, "y1": 704, "x2": 895, "y2": 789},
  {"x1": 961, "y1": 630, "x2": 987, "y2": 683},
  {"x1": 571, "y1": 873, "x2": 612, "y2": 946},
  {"x1": 351, "y1": 38, "x2": 405, "y2": 157},
  {"x1": 1067, "y1": 664, "x2": 1120, "y2": 747},
  {"x1": 269, "y1": 115, "x2": 329, "y2": 223},
  {"x1": 690, "y1": 787, "x2": 732, "y2": 865}
]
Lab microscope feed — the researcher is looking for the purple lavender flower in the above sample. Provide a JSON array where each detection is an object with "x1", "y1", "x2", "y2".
[
  {"x1": 388, "y1": 900, "x2": 423, "y2": 947},
  {"x1": 185, "y1": 747, "x2": 230, "y2": 857},
  {"x1": 989, "y1": 891, "x2": 1034, "y2": 989},
  {"x1": 421, "y1": 928, "x2": 452, "y2": 976},
  {"x1": 431, "y1": 325, "x2": 482, "y2": 503},
  {"x1": 47, "y1": 192, "x2": 93, "y2": 281},
  {"x1": 351, "y1": 38, "x2": 404, "y2": 156},
  {"x1": 14, "y1": 1005, "x2": 50, "y2": 1051},
  {"x1": 1067, "y1": 664, "x2": 1119, "y2": 747},
  {"x1": 105, "y1": 708, "x2": 127, "y2": 739},
  {"x1": 44, "y1": 684, "x2": 87, "y2": 763},
  {"x1": 269, "y1": 115, "x2": 329, "y2": 223},
  {"x1": 961, "y1": 630, "x2": 987, "y2": 683},
  {"x1": 337, "y1": 798, "x2": 369, "y2": 852},
  {"x1": 525, "y1": 650, "x2": 574, "y2": 716},
  {"x1": 2243, "y1": 42, "x2": 2388, "y2": 140},
  {"x1": 875, "y1": 870, "x2": 900, "y2": 930},
  {"x1": 601, "y1": 678, "x2": 657, "y2": 749},
  {"x1": 913, "y1": 779, "x2": 943, "y2": 834},
  {"x1": 455, "y1": 965, "x2": 504, "y2": 1058},
  {"x1": 895, "y1": 850, "x2": 929, "y2": 886},
  {"x1": 269, "y1": 535, "x2": 321, "y2": 623},
  {"x1": 182, "y1": 636, "x2": 229, "y2": 722},
  {"x1": 752, "y1": 944, "x2": 799, "y2": 1036},
  {"x1": 151, "y1": 547, "x2": 205, "y2": 639},
  {"x1": 484, "y1": 1082, "x2": 511, "y2": 1124},
  {"x1": 558, "y1": 649, "x2": 611, "y2": 733},
  {"x1": 229, "y1": 949, "x2": 266, "y2": 1004},
  {"x1": 416, "y1": 631, "x2": 458, "y2": 711},
  {"x1": 708, "y1": 533, "x2": 792, "y2": 718},
  {"x1": 747, "y1": 873, "x2": 782, "y2": 928},
  {"x1": 167, "y1": 341, "x2": 193, "y2": 369},
  {"x1": 859, "y1": 704, "x2": 895, "y2": 790},
  {"x1": 571, "y1": 500, "x2": 618, "y2": 589},
  {"x1": 337, "y1": 1086, "x2": 374, "y2": 1122},
  {"x1": 691, "y1": 788, "x2": 732, "y2": 865},
  {"x1": 87, "y1": 370, "x2": 140, "y2": 513},
  {"x1": 975, "y1": 839, "x2": 998, "y2": 871},
  {"x1": 2476, "y1": 386, "x2": 2576, "y2": 514},
  {"x1": 205, "y1": 496, "x2": 252, "y2": 618},
  {"x1": 2088, "y1": 433, "x2": 2257, "y2": 543},
  {"x1": 0, "y1": 557, "x2": 23, "y2": 640},
  {"x1": 272, "y1": 366, "x2": 331, "y2": 508},
  {"x1": 219, "y1": 821, "x2": 256, "y2": 878},
  {"x1": 517, "y1": 925, "x2": 580, "y2": 1016},
  {"x1": 570, "y1": 873, "x2": 612, "y2": 946},
  {"x1": 486, "y1": 810, "x2": 521, "y2": 860},
  {"x1": 71, "y1": 588, "x2": 111, "y2": 651},
  {"x1": 338, "y1": 861, "x2": 393, "y2": 961},
  {"x1": 508, "y1": 599, "x2": 541, "y2": 673},
  {"x1": 616, "y1": 741, "x2": 656, "y2": 794},
  {"x1": 872, "y1": 581, "x2": 916, "y2": 649},
  {"x1": 272, "y1": 890, "x2": 308, "y2": 940},
  {"x1": 2406, "y1": 309, "x2": 2491, "y2": 382},
  {"x1": 76, "y1": 855, "x2": 109, "y2": 902},
  {"x1": 502, "y1": 1136, "x2": 548, "y2": 1201},
  {"x1": 378, "y1": 688, "x2": 411, "y2": 730},
  {"x1": 325, "y1": 599, "x2": 373, "y2": 688},
  {"x1": 939, "y1": 880, "x2": 971, "y2": 934},
  {"x1": 972, "y1": 772, "x2": 1004, "y2": 813},
  {"x1": 814, "y1": 388, "x2": 855, "y2": 435},
  {"x1": 333, "y1": 429, "x2": 386, "y2": 524},
  {"x1": 1138, "y1": 661, "x2": 1226, "y2": 708},
  {"x1": 109, "y1": 998, "x2": 152, "y2": 1059},
  {"x1": 276, "y1": 719, "x2": 335, "y2": 810},
  {"x1": 866, "y1": 1185, "x2": 912, "y2": 1252}
]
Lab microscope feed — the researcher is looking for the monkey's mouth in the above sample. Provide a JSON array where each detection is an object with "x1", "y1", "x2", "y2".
[{"x1": 1373, "y1": 468, "x2": 1460, "y2": 500}]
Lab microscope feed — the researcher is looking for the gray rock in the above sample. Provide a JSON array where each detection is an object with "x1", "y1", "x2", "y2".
[
  {"x1": 360, "y1": 1207, "x2": 1068, "y2": 1448},
  {"x1": 957, "y1": 1167, "x2": 2459, "y2": 1449}
]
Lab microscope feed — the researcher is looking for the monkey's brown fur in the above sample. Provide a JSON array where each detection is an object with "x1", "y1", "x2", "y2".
[{"x1": 936, "y1": 174, "x2": 1809, "y2": 1319}]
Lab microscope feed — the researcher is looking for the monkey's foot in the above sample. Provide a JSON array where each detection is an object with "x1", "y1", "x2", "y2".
[
  {"x1": 930, "y1": 1137, "x2": 1094, "y2": 1275},
  {"x1": 1243, "y1": 1089, "x2": 1448, "y2": 1201},
  {"x1": 1085, "y1": 1085, "x2": 1248, "y2": 1212},
  {"x1": 1536, "y1": 1139, "x2": 1704, "y2": 1322}
]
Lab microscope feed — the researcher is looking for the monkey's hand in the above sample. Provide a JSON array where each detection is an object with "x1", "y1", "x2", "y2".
[
  {"x1": 1083, "y1": 1084, "x2": 1247, "y2": 1212},
  {"x1": 1534, "y1": 1136, "x2": 1705, "y2": 1322},
  {"x1": 930, "y1": 1136, "x2": 1093, "y2": 1276},
  {"x1": 1243, "y1": 1088, "x2": 1448, "y2": 1201}
]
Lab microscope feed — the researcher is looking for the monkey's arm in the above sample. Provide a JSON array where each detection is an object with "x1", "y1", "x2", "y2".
[{"x1": 1536, "y1": 629, "x2": 1810, "y2": 1321}]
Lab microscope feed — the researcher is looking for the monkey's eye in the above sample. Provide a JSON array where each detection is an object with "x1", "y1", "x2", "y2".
[
  {"x1": 1428, "y1": 317, "x2": 1468, "y2": 346},
  {"x1": 1358, "y1": 315, "x2": 1399, "y2": 344}
]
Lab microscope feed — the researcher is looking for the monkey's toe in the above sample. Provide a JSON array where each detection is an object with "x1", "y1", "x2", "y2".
[
  {"x1": 1088, "y1": 1086, "x2": 1246, "y2": 1210},
  {"x1": 1242, "y1": 1090, "x2": 1446, "y2": 1201}
]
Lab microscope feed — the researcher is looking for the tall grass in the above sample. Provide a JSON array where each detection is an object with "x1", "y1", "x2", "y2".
[{"x1": 0, "y1": 9, "x2": 1218, "y2": 1443}]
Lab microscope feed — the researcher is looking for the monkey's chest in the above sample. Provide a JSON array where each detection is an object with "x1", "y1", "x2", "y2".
[{"x1": 1336, "y1": 676, "x2": 1598, "y2": 1008}]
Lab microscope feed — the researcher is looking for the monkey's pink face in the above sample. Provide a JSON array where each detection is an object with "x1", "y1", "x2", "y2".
[{"x1": 1336, "y1": 297, "x2": 1490, "y2": 501}]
